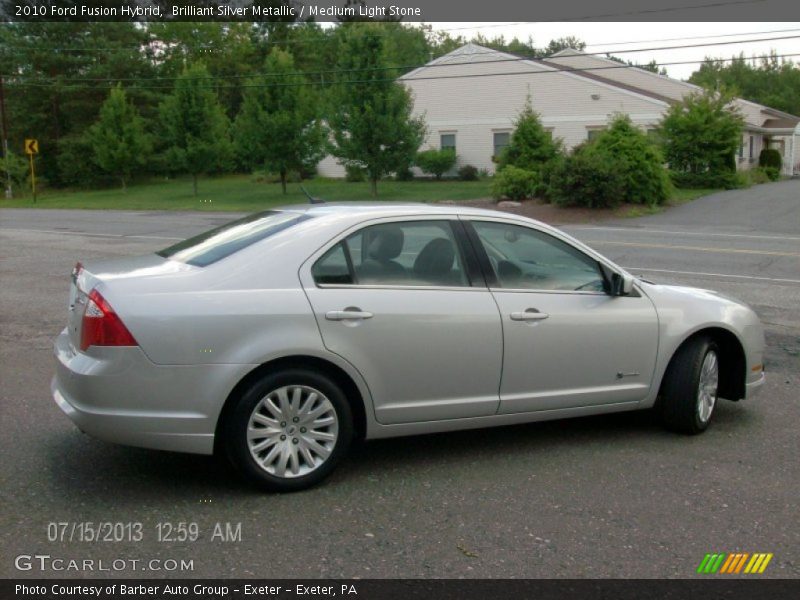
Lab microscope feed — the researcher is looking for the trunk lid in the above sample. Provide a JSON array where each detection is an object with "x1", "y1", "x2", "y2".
[{"x1": 66, "y1": 255, "x2": 194, "y2": 350}]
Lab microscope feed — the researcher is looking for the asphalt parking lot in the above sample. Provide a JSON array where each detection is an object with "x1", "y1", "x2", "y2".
[{"x1": 1, "y1": 180, "x2": 798, "y2": 579}]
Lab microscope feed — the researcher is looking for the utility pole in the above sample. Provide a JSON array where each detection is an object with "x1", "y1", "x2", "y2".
[{"x1": 0, "y1": 75, "x2": 12, "y2": 199}]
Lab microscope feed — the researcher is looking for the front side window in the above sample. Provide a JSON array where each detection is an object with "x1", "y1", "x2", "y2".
[
  {"x1": 312, "y1": 221, "x2": 469, "y2": 287},
  {"x1": 471, "y1": 221, "x2": 606, "y2": 293}
]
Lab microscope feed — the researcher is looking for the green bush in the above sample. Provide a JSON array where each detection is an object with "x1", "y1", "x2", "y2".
[
  {"x1": 669, "y1": 169, "x2": 745, "y2": 190},
  {"x1": 415, "y1": 149, "x2": 457, "y2": 180},
  {"x1": 758, "y1": 148, "x2": 782, "y2": 171},
  {"x1": 497, "y1": 96, "x2": 563, "y2": 173},
  {"x1": 548, "y1": 150, "x2": 625, "y2": 208},
  {"x1": 746, "y1": 168, "x2": 771, "y2": 185},
  {"x1": 490, "y1": 166, "x2": 538, "y2": 201},
  {"x1": 345, "y1": 164, "x2": 366, "y2": 182},
  {"x1": 394, "y1": 167, "x2": 415, "y2": 181},
  {"x1": 458, "y1": 164, "x2": 479, "y2": 181},
  {"x1": 0, "y1": 150, "x2": 30, "y2": 190},
  {"x1": 589, "y1": 115, "x2": 672, "y2": 205}
]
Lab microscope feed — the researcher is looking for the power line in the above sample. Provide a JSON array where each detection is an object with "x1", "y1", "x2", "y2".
[
  {"x1": 4, "y1": 33, "x2": 799, "y2": 83},
  {"x1": 6, "y1": 52, "x2": 797, "y2": 91},
  {"x1": 586, "y1": 27, "x2": 800, "y2": 49}
]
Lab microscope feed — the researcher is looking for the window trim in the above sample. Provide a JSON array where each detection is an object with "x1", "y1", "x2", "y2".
[
  {"x1": 308, "y1": 217, "x2": 483, "y2": 291},
  {"x1": 461, "y1": 218, "x2": 614, "y2": 296}
]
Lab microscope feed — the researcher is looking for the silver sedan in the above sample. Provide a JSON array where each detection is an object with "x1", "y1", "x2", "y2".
[{"x1": 53, "y1": 204, "x2": 765, "y2": 491}]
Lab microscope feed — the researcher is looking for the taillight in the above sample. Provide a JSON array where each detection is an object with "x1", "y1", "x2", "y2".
[{"x1": 80, "y1": 289, "x2": 138, "y2": 351}]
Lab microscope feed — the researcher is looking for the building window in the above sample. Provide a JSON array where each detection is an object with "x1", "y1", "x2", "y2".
[
  {"x1": 587, "y1": 128, "x2": 605, "y2": 142},
  {"x1": 493, "y1": 131, "x2": 510, "y2": 158},
  {"x1": 749, "y1": 135, "x2": 754, "y2": 161},
  {"x1": 440, "y1": 133, "x2": 456, "y2": 153},
  {"x1": 739, "y1": 138, "x2": 745, "y2": 159}
]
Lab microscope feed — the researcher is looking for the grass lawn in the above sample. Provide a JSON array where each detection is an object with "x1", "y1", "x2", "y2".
[{"x1": 1, "y1": 175, "x2": 493, "y2": 211}]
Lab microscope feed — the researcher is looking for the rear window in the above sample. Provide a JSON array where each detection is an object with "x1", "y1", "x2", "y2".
[{"x1": 157, "y1": 211, "x2": 312, "y2": 267}]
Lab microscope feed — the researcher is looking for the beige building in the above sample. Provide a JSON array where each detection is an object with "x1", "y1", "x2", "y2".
[{"x1": 317, "y1": 43, "x2": 800, "y2": 178}]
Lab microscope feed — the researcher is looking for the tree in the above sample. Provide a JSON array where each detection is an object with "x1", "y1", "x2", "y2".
[
  {"x1": 497, "y1": 95, "x2": 563, "y2": 175},
  {"x1": 0, "y1": 22, "x2": 157, "y2": 186},
  {"x1": 327, "y1": 25, "x2": 426, "y2": 196},
  {"x1": 233, "y1": 49, "x2": 325, "y2": 194},
  {"x1": 659, "y1": 90, "x2": 744, "y2": 184},
  {"x1": 88, "y1": 85, "x2": 151, "y2": 190},
  {"x1": 586, "y1": 114, "x2": 671, "y2": 205},
  {"x1": 689, "y1": 53, "x2": 800, "y2": 116},
  {"x1": 415, "y1": 148, "x2": 457, "y2": 180},
  {"x1": 159, "y1": 63, "x2": 233, "y2": 196}
]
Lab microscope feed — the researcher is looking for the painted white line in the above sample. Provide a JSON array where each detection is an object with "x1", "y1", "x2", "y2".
[
  {"x1": 0, "y1": 228, "x2": 182, "y2": 241},
  {"x1": 586, "y1": 239, "x2": 800, "y2": 257},
  {"x1": 571, "y1": 226, "x2": 800, "y2": 242},
  {"x1": 624, "y1": 266, "x2": 800, "y2": 284}
]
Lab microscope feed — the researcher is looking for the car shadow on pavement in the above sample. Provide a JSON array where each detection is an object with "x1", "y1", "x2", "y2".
[{"x1": 45, "y1": 401, "x2": 756, "y2": 499}]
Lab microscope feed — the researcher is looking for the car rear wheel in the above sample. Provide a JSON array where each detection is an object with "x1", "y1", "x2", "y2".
[
  {"x1": 659, "y1": 336, "x2": 720, "y2": 434},
  {"x1": 224, "y1": 369, "x2": 353, "y2": 492}
]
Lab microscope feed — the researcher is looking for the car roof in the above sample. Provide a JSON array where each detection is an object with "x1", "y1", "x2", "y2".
[{"x1": 276, "y1": 202, "x2": 538, "y2": 221}]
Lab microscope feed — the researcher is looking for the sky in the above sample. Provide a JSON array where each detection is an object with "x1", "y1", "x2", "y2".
[{"x1": 427, "y1": 22, "x2": 800, "y2": 80}]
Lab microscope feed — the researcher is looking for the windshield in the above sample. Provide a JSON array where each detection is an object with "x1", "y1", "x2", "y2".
[{"x1": 157, "y1": 211, "x2": 312, "y2": 267}]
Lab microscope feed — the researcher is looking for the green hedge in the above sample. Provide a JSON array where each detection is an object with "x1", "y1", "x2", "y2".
[
  {"x1": 548, "y1": 152, "x2": 625, "y2": 209},
  {"x1": 758, "y1": 148, "x2": 782, "y2": 171},
  {"x1": 490, "y1": 166, "x2": 538, "y2": 201}
]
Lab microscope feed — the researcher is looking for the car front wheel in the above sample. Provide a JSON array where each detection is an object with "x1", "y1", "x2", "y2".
[
  {"x1": 224, "y1": 368, "x2": 353, "y2": 492},
  {"x1": 660, "y1": 336, "x2": 720, "y2": 434}
]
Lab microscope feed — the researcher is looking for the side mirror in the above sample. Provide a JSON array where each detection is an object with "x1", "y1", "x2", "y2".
[{"x1": 611, "y1": 272, "x2": 635, "y2": 296}]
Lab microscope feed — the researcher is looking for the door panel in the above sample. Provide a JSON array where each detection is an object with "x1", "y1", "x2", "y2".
[
  {"x1": 466, "y1": 219, "x2": 659, "y2": 413},
  {"x1": 303, "y1": 219, "x2": 502, "y2": 425},
  {"x1": 491, "y1": 291, "x2": 658, "y2": 413},
  {"x1": 305, "y1": 288, "x2": 502, "y2": 424}
]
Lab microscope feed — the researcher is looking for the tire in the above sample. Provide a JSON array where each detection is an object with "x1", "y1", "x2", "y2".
[
  {"x1": 659, "y1": 336, "x2": 720, "y2": 435},
  {"x1": 224, "y1": 368, "x2": 353, "y2": 492}
]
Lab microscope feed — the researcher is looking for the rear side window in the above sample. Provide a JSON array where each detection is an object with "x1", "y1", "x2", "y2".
[
  {"x1": 312, "y1": 220, "x2": 469, "y2": 287},
  {"x1": 157, "y1": 211, "x2": 311, "y2": 267}
]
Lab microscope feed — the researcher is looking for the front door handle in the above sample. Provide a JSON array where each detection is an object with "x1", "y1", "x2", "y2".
[
  {"x1": 325, "y1": 308, "x2": 374, "y2": 321},
  {"x1": 510, "y1": 309, "x2": 549, "y2": 321}
]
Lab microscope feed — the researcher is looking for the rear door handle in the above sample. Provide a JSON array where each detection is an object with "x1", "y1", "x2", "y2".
[
  {"x1": 510, "y1": 309, "x2": 549, "y2": 321},
  {"x1": 325, "y1": 309, "x2": 374, "y2": 321}
]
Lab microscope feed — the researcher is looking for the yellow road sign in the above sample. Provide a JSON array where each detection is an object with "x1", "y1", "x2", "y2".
[{"x1": 25, "y1": 139, "x2": 38, "y2": 155}]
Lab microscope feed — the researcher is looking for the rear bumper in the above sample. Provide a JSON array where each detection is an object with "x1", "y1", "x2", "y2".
[{"x1": 52, "y1": 329, "x2": 252, "y2": 455}]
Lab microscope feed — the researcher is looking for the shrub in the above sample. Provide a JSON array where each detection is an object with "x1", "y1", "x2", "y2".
[
  {"x1": 394, "y1": 167, "x2": 415, "y2": 181},
  {"x1": 659, "y1": 90, "x2": 744, "y2": 176},
  {"x1": 415, "y1": 148, "x2": 457, "y2": 180},
  {"x1": 0, "y1": 150, "x2": 30, "y2": 190},
  {"x1": 746, "y1": 168, "x2": 771, "y2": 185},
  {"x1": 548, "y1": 150, "x2": 625, "y2": 208},
  {"x1": 758, "y1": 148, "x2": 782, "y2": 171},
  {"x1": 497, "y1": 95, "x2": 563, "y2": 173},
  {"x1": 345, "y1": 164, "x2": 366, "y2": 182},
  {"x1": 490, "y1": 166, "x2": 538, "y2": 201},
  {"x1": 669, "y1": 170, "x2": 744, "y2": 190},
  {"x1": 588, "y1": 114, "x2": 672, "y2": 205},
  {"x1": 458, "y1": 164, "x2": 479, "y2": 181}
]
